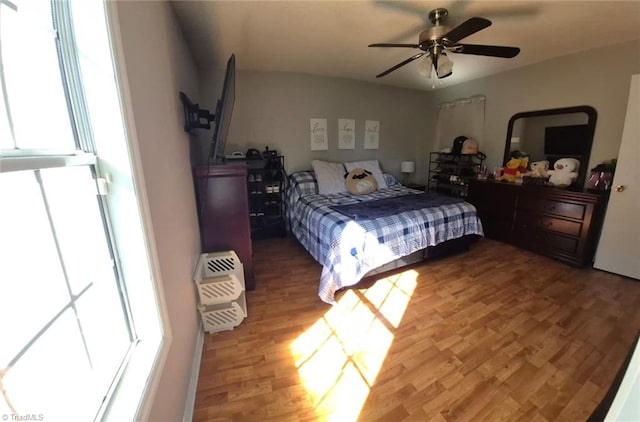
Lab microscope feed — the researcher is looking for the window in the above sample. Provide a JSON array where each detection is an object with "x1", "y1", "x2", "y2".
[
  {"x1": 435, "y1": 95, "x2": 486, "y2": 150},
  {"x1": 0, "y1": 1, "x2": 163, "y2": 420}
]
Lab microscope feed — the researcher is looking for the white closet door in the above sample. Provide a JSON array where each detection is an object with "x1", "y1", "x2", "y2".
[{"x1": 594, "y1": 74, "x2": 640, "y2": 279}]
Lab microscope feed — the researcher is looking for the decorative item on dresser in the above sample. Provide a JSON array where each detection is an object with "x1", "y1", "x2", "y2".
[
  {"x1": 193, "y1": 164, "x2": 255, "y2": 290},
  {"x1": 468, "y1": 180, "x2": 606, "y2": 267}
]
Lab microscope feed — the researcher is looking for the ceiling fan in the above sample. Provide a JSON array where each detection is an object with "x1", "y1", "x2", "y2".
[{"x1": 369, "y1": 8, "x2": 520, "y2": 79}]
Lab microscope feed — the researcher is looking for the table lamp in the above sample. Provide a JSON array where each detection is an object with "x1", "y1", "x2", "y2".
[{"x1": 401, "y1": 161, "x2": 415, "y2": 185}]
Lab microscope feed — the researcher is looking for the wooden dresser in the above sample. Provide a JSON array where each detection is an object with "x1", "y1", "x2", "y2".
[
  {"x1": 468, "y1": 180, "x2": 606, "y2": 266},
  {"x1": 193, "y1": 164, "x2": 254, "y2": 289}
]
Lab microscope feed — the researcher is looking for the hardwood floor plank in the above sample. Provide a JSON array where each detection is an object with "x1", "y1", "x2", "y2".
[{"x1": 193, "y1": 237, "x2": 640, "y2": 421}]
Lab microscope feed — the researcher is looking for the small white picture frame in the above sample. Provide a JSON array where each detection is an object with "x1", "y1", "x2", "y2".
[
  {"x1": 310, "y1": 118, "x2": 328, "y2": 151},
  {"x1": 338, "y1": 118, "x2": 355, "y2": 150},
  {"x1": 364, "y1": 120, "x2": 380, "y2": 150}
]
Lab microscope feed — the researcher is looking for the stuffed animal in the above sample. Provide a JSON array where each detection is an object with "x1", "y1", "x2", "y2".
[
  {"x1": 461, "y1": 138, "x2": 479, "y2": 155},
  {"x1": 499, "y1": 157, "x2": 529, "y2": 183},
  {"x1": 344, "y1": 168, "x2": 378, "y2": 195},
  {"x1": 548, "y1": 158, "x2": 580, "y2": 187},
  {"x1": 517, "y1": 157, "x2": 530, "y2": 176},
  {"x1": 529, "y1": 160, "x2": 550, "y2": 178}
]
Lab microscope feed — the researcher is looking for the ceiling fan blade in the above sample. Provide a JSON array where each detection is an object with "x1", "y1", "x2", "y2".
[
  {"x1": 442, "y1": 17, "x2": 491, "y2": 43},
  {"x1": 376, "y1": 53, "x2": 425, "y2": 78},
  {"x1": 369, "y1": 43, "x2": 420, "y2": 48},
  {"x1": 456, "y1": 44, "x2": 520, "y2": 58}
]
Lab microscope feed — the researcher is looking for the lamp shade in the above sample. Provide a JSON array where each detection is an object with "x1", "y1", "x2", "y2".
[
  {"x1": 436, "y1": 53, "x2": 453, "y2": 79},
  {"x1": 401, "y1": 161, "x2": 415, "y2": 174}
]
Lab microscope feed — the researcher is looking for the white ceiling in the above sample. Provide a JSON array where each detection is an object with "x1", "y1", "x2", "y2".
[{"x1": 170, "y1": 0, "x2": 640, "y2": 91}]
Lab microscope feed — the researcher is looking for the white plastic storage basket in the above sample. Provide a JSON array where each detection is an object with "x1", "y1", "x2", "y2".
[
  {"x1": 194, "y1": 251, "x2": 245, "y2": 287},
  {"x1": 198, "y1": 292, "x2": 247, "y2": 333},
  {"x1": 194, "y1": 250, "x2": 248, "y2": 333},
  {"x1": 195, "y1": 273, "x2": 244, "y2": 306}
]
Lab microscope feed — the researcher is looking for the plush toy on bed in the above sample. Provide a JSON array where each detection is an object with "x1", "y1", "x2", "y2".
[
  {"x1": 499, "y1": 157, "x2": 529, "y2": 183},
  {"x1": 529, "y1": 160, "x2": 550, "y2": 178},
  {"x1": 345, "y1": 168, "x2": 378, "y2": 195},
  {"x1": 548, "y1": 158, "x2": 580, "y2": 187}
]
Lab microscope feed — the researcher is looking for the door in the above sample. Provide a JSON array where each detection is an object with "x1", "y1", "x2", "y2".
[{"x1": 594, "y1": 74, "x2": 640, "y2": 279}]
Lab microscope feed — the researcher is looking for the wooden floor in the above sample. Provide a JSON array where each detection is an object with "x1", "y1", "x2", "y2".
[{"x1": 193, "y1": 237, "x2": 640, "y2": 422}]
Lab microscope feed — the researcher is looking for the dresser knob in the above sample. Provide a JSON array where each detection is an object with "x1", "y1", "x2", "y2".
[{"x1": 615, "y1": 185, "x2": 625, "y2": 192}]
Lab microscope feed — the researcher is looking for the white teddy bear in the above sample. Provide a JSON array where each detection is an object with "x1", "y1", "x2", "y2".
[
  {"x1": 530, "y1": 160, "x2": 550, "y2": 178},
  {"x1": 548, "y1": 158, "x2": 580, "y2": 187}
]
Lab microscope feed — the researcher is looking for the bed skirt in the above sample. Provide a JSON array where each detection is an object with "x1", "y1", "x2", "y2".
[{"x1": 338, "y1": 234, "x2": 482, "y2": 291}]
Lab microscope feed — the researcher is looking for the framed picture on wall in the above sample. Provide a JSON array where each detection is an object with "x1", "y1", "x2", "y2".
[
  {"x1": 338, "y1": 118, "x2": 355, "y2": 150},
  {"x1": 364, "y1": 120, "x2": 380, "y2": 150},
  {"x1": 310, "y1": 118, "x2": 328, "y2": 151}
]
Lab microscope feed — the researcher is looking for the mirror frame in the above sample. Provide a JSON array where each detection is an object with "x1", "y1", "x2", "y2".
[{"x1": 503, "y1": 105, "x2": 597, "y2": 190}]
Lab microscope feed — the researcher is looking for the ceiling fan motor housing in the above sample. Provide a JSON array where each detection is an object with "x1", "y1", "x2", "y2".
[
  {"x1": 419, "y1": 26, "x2": 449, "y2": 46},
  {"x1": 428, "y1": 8, "x2": 449, "y2": 25}
]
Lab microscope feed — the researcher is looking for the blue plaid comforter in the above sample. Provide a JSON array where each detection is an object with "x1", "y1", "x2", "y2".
[{"x1": 286, "y1": 171, "x2": 483, "y2": 304}]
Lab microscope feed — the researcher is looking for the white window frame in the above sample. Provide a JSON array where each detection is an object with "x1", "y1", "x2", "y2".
[
  {"x1": 0, "y1": 1, "x2": 171, "y2": 420},
  {"x1": 97, "y1": 3, "x2": 172, "y2": 420}
]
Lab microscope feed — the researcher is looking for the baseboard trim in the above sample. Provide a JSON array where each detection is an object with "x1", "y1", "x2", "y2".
[{"x1": 183, "y1": 324, "x2": 205, "y2": 422}]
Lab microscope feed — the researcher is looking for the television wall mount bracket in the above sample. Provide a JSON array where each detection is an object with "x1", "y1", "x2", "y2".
[{"x1": 179, "y1": 92, "x2": 216, "y2": 132}]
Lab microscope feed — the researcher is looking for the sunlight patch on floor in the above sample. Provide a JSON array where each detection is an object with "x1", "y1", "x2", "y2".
[{"x1": 290, "y1": 269, "x2": 418, "y2": 421}]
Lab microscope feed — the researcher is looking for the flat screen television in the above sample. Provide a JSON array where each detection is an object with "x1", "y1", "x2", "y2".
[
  {"x1": 544, "y1": 124, "x2": 589, "y2": 156},
  {"x1": 209, "y1": 54, "x2": 236, "y2": 162}
]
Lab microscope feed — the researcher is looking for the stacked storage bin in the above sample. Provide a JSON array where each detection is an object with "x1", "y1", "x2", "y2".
[{"x1": 193, "y1": 250, "x2": 247, "y2": 333}]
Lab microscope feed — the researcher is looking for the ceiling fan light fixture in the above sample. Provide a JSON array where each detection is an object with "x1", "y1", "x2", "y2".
[
  {"x1": 436, "y1": 53, "x2": 453, "y2": 78},
  {"x1": 369, "y1": 8, "x2": 520, "y2": 80},
  {"x1": 418, "y1": 56, "x2": 432, "y2": 78}
]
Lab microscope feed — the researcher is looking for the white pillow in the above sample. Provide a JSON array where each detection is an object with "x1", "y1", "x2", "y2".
[
  {"x1": 311, "y1": 160, "x2": 347, "y2": 195},
  {"x1": 344, "y1": 160, "x2": 388, "y2": 189}
]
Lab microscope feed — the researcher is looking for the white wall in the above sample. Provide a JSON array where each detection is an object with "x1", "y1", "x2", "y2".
[
  {"x1": 422, "y1": 38, "x2": 640, "y2": 184},
  {"x1": 115, "y1": 2, "x2": 201, "y2": 421},
  {"x1": 197, "y1": 70, "x2": 435, "y2": 182},
  {"x1": 196, "y1": 39, "x2": 640, "y2": 185}
]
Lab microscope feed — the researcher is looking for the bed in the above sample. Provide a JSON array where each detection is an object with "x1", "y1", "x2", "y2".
[{"x1": 286, "y1": 171, "x2": 484, "y2": 303}]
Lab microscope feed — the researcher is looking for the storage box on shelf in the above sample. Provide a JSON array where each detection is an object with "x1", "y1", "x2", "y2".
[
  {"x1": 247, "y1": 155, "x2": 287, "y2": 239},
  {"x1": 427, "y1": 152, "x2": 483, "y2": 197},
  {"x1": 193, "y1": 250, "x2": 247, "y2": 333}
]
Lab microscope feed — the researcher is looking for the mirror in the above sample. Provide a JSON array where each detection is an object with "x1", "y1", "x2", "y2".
[{"x1": 503, "y1": 105, "x2": 597, "y2": 190}]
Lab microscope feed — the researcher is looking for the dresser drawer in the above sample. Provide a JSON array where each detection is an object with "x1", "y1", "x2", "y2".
[
  {"x1": 516, "y1": 227, "x2": 580, "y2": 255},
  {"x1": 516, "y1": 211, "x2": 583, "y2": 237},
  {"x1": 518, "y1": 197, "x2": 586, "y2": 220}
]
